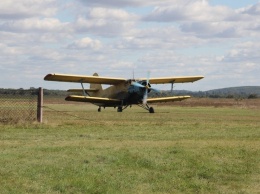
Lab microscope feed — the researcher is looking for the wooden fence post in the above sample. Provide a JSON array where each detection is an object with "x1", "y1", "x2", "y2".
[{"x1": 37, "y1": 87, "x2": 43, "y2": 123}]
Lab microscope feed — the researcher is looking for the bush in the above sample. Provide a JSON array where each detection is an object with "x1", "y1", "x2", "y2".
[{"x1": 248, "y1": 94, "x2": 258, "y2": 99}]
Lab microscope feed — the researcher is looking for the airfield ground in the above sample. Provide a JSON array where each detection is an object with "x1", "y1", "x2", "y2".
[{"x1": 0, "y1": 98, "x2": 259, "y2": 193}]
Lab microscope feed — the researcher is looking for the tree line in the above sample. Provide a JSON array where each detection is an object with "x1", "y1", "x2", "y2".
[
  {"x1": 0, "y1": 86, "x2": 259, "y2": 99},
  {"x1": 0, "y1": 88, "x2": 67, "y2": 96},
  {"x1": 154, "y1": 90, "x2": 258, "y2": 99}
]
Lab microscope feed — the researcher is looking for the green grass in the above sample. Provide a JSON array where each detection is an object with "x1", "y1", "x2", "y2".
[{"x1": 0, "y1": 104, "x2": 259, "y2": 193}]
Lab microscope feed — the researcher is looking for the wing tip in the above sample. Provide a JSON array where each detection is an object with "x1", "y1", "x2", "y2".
[
  {"x1": 65, "y1": 95, "x2": 71, "y2": 101},
  {"x1": 65, "y1": 95, "x2": 78, "y2": 101},
  {"x1": 44, "y1": 73, "x2": 55, "y2": 81}
]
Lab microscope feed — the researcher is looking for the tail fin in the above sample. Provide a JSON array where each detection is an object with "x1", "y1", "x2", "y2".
[{"x1": 90, "y1": 73, "x2": 103, "y2": 93}]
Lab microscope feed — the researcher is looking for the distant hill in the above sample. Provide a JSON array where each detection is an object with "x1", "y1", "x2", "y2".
[
  {"x1": 206, "y1": 86, "x2": 260, "y2": 95},
  {"x1": 203, "y1": 86, "x2": 260, "y2": 98}
]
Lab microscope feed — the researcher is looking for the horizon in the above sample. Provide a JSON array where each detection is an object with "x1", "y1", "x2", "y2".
[{"x1": 1, "y1": 85, "x2": 259, "y2": 93}]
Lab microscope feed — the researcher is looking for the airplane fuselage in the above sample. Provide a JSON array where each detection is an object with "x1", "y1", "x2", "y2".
[{"x1": 91, "y1": 80, "x2": 149, "y2": 107}]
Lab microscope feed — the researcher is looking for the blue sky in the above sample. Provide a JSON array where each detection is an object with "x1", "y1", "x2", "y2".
[
  {"x1": 0, "y1": 0, "x2": 259, "y2": 91},
  {"x1": 210, "y1": 0, "x2": 259, "y2": 8}
]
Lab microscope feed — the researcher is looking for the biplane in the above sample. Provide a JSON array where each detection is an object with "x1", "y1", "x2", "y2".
[{"x1": 44, "y1": 73, "x2": 204, "y2": 113}]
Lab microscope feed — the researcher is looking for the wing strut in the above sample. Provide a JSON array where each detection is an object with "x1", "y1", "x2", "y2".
[
  {"x1": 80, "y1": 81, "x2": 89, "y2": 96},
  {"x1": 171, "y1": 81, "x2": 175, "y2": 93}
]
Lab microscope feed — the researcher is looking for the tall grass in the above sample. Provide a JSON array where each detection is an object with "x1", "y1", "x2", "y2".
[{"x1": 0, "y1": 103, "x2": 259, "y2": 193}]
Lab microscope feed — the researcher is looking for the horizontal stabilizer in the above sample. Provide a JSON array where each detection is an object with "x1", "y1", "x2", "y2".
[
  {"x1": 147, "y1": 96, "x2": 190, "y2": 103},
  {"x1": 67, "y1": 89, "x2": 99, "y2": 92}
]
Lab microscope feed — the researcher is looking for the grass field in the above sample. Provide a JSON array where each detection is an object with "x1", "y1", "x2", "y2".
[{"x1": 0, "y1": 99, "x2": 260, "y2": 193}]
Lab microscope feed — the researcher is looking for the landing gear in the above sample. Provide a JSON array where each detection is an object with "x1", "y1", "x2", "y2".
[
  {"x1": 149, "y1": 107, "x2": 154, "y2": 113},
  {"x1": 117, "y1": 106, "x2": 123, "y2": 112},
  {"x1": 137, "y1": 103, "x2": 155, "y2": 113},
  {"x1": 97, "y1": 105, "x2": 127, "y2": 112}
]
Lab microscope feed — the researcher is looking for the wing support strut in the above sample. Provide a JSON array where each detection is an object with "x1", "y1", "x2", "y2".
[
  {"x1": 171, "y1": 81, "x2": 175, "y2": 94},
  {"x1": 80, "y1": 80, "x2": 89, "y2": 96}
]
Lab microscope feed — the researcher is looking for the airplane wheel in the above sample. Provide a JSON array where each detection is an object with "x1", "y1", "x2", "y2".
[
  {"x1": 117, "y1": 107, "x2": 123, "y2": 112},
  {"x1": 98, "y1": 107, "x2": 101, "y2": 112},
  {"x1": 149, "y1": 107, "x2": 154, "y2": 113}
]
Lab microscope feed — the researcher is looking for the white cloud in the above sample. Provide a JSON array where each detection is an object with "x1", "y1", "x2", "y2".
[
  {"x1": 142, "y1": 1, "x2": 258, "y2": 40},
  {"x1": 238, "y1": 2, "x2": 260, "y2": 15},
  {"x1": 67, "y1": 37, "x2": 103, "y2": 50},
  {"x1": 180, "y1": 22, "x2": 241, "y2": 39},
  {"x1": 72, "y1": 7, "x2": 138, "y2": 36},
  {"x1": 0, "y1": 42, "x2": 23, "y2": 56},
  {"x1": 0, "y1": 18, "x2": 68, "y2": 33},
  {"x1": 77, "y1": 0, "x2": 185, "y2": 8},
  {"x1": 224, "y1": 41, "x2": 260, "y2": 63},
  {"x1": 114, "y1": 26, "x2": 203, "y2": 50},
  {"x1": 88, "y1": 7, "x2": 133, "y2": 20},
  {"x1": 144, "y1": 1, "x2": 237, "y2": 22},
  {"x1": 0, "y1": 0, "x2": 58, "y2": 20}
]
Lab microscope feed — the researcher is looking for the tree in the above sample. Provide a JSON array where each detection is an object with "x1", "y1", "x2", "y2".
[{"x1": 248, "y1": 94, "x2": 258, "y2": 99}]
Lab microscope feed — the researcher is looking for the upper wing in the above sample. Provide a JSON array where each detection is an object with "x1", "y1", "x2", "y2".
[
  {"x1": 138, "y1": 76, "x2": 204, "y2": 84},
  {"x1": 67, "y1": 89, "x2": 99, "y2": 93},
  {"x1": 44, "y1": 73, "x2": 126, "y2": 85},
  {"x1": 147, "y1": 96, "x2": 190, "y2": 103},
  {"x1": 65, "y1": 95, "x2": 121, "y2": 105}
]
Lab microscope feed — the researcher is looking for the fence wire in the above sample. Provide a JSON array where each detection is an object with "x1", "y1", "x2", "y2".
[{"x1": 0, "y1": 89, "x2": 38, "y2": 124}]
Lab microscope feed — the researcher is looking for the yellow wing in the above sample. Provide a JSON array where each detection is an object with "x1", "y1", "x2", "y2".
[
  {"x1": 147, "y1": 96, "x2": 190, "y2": 103},
  {"x1": 44, "y1": 73, "x2": 126, "y2": 85},
  {"x1": 65, "y1": 95, "x2": 121, "y2": 105},
  {"x1": 67, "y1": 89, "x2": 99, "y2": 93},
  {"x1": 138, "y1": 76, "x2": 204, "y2": 84}
]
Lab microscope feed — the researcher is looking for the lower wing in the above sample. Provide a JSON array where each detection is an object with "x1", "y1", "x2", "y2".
[
  {"x1": 65, "y1": 95, "x2": 121, "y2": 105},
  {"x1": 147, "y1": 96, "x2": 190, "y2": 103}
]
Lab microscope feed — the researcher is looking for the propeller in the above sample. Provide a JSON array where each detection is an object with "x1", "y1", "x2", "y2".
[
  {"x1": 131, "y1": 71, "x2": 160, "y2": 104},
  {"x1": 143, "y1": 71, "x2": 150, "y2": 104}
]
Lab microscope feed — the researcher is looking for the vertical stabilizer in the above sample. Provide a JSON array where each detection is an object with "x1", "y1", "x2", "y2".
[{"x1": 90, "y1": 73, "x2": 103, "y2": 93}]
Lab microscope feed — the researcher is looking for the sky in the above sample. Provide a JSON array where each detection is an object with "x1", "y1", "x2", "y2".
[{"x1": 0, "y1": 0, "x2": 260, "y2": 91}]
